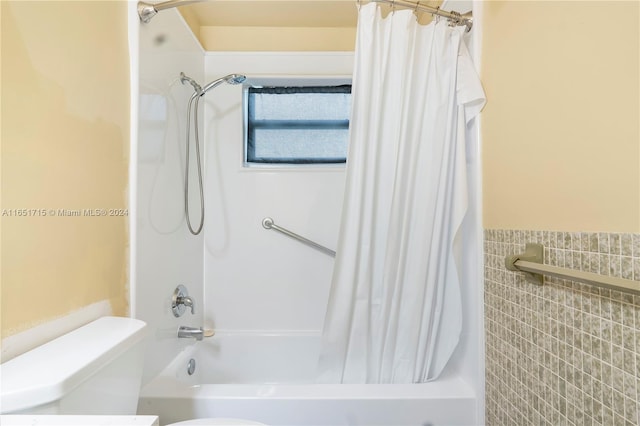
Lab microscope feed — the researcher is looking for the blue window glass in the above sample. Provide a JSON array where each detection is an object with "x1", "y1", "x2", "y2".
[{"x1": 246, "y1": 85, "x2": 351, "y2": 164}]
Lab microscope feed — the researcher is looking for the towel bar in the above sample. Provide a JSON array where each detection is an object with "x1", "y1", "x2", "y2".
[{"x1": 506, "y1": 243, "x2": 640, "y2": 295}]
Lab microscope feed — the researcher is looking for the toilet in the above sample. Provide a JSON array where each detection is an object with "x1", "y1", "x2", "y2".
[{"x1": 0, "y1": 317, "x2": 265, "y2": 426}]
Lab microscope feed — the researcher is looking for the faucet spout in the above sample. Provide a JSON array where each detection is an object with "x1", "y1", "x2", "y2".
[{"x1": 178, "y1": 326, "x2": 203, "y2": 341}]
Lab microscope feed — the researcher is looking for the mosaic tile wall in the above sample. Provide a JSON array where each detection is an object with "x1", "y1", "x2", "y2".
[{"x1": 485, "y1": 230, "x2": 640, "y2": 426}]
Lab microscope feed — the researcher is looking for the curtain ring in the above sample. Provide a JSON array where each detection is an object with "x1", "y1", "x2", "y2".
[
  {"x1": 432, "y1": 6, "x2": 441, "y2": 24},
  {"x1": 356, "y1": 0, "x2": 362, "y2": 10},
  {"x1": 391, "y1": 0, "x2": 396, "y2": 13},
  {"x1": 413, "y1": 1, "x2": 421, "y2": 21}
]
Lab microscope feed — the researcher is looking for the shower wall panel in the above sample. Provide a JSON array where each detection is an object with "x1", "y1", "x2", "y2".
[
  {"x1": 135, "y1": 9, "x2": 205, "y2": 383},
  {"x1": 202, "y1": 53, "x2": 352, "y2": 333}
]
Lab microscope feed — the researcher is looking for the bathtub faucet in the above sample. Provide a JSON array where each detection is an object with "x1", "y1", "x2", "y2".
[
  {"x1": 172, "y1": 285, "x2": 195, "y2": 317},
  {"x1": 177, "y1": 326, "x2": 203, "y2": 341},
  {"x1": 177, "y1": 326, "x2": 215, "y2": 341},
  {"x1": 178, "y1": 295, "x2": 195, "y2": 314}
]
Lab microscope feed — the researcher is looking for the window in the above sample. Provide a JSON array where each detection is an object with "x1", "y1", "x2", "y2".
[{"x1": 245, "y1": 85, "x2": 351, "y2": 164}]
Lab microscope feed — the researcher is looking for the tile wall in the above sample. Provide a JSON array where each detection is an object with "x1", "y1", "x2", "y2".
[{"x1": 485, "y1": 230, "x2": 640, "y2": 425}]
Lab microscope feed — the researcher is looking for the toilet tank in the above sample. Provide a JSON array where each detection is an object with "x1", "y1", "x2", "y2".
[{"x1": 0, "y1": 317, "x2": 148, "y2": 415}]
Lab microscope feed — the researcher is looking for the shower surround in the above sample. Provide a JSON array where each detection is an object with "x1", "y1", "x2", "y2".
[
  {"x1": 134, "y1": 5, "x2": 484, "y2": 425},
  {"x1": 485, "y1": 229, "x2": 640, "y2": 425}
]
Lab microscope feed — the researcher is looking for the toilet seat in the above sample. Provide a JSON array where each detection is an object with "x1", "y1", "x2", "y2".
[{"x1": 167, "y1": 418, "x2": 267, "y2": 426}]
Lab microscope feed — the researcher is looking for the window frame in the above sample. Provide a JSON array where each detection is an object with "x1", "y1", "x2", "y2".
[{"x1": 242, "y1": 77, "x2": 352, "y2": 168}]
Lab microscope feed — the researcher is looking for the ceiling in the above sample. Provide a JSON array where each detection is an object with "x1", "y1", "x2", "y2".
[{"x1": 178, "y1": 0, "x2": 444, "y2": 29}]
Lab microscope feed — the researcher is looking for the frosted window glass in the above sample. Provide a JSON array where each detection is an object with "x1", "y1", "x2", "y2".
[
  {"x1": 253, "y1": 129, "x2": 349, "y2": 160},
  {"x1": 252, "y1": 93, "x2": 351, "y2": 121},
  {"x1": 246, "y1": 85, "x2": 351, "y2": 164}
]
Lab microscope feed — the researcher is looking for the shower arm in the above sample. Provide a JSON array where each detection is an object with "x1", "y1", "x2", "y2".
[{"x1": 138, "y1": 0, "x2": 204, "y2": 23}]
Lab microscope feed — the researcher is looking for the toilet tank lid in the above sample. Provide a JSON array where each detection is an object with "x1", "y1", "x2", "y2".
[{"x1": 0, "y1": 316, "x2": 148, "y2": 414}]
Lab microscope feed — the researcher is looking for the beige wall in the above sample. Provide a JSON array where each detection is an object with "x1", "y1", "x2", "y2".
[
  {"x1": 180, "y1": 1, "x2": 361, "y2": 51},
  {"x1": 481, "y1": 1, "x2": 640, "y2": 232},
  {"x1": 199, "y1": 26, "x2": 357, "y2": 51},
  {"x1": 1, "y1": 1, "x2": 130, "y2": 337},
  {"x1": 189, "y1": 2, "x2": 438, "y2": 51}
]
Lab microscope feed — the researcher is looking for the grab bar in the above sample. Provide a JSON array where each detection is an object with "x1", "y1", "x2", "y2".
[
  {"x1": 506, "y1": 243, "x2": 640, "y2": 295},
  {"x1": 262, "y1": 217, "x2": 336, "y2": 257}
]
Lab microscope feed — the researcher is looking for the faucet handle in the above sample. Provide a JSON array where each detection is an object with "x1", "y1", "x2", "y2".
[
  {"x1": 178, "y1": 295, "x2": 195, "y2": 315},
  {"x1": 172, "y1": 285, "x2": 195, "y2": 317}
]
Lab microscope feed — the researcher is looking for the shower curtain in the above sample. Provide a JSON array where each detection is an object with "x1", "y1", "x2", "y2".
[{"x1": 318, "y1": 3, "x2": 485, "y2": 384}]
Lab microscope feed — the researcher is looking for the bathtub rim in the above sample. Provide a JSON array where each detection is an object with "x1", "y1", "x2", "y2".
[{"x1": 141, "y1": 376, "x2": 476, "y2": 399}]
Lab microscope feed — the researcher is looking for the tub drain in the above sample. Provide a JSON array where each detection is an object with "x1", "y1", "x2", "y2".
[{"x1": 187, "y1": 358, "x2": 196, "y2": 375}]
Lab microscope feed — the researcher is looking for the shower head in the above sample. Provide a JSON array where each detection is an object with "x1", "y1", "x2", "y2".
[
  {"x1": 224, "y1": 74, "x2": 247, "y2": 85},
  {"x1": 199, "y1": 74, "x2": 247, "y2": 96}
]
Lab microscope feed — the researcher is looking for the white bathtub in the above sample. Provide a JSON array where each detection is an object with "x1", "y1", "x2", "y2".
[{"x1": 137, "y1": 334, "x2": 478, "y2": 426}]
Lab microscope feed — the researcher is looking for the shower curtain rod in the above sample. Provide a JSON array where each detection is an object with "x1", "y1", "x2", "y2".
[
  {"x1": 138, "y1": 0, "x2": 203, "y2": 23},
  {"x1": 366, "y1": 0, "x2": 473, "y2": 31}
]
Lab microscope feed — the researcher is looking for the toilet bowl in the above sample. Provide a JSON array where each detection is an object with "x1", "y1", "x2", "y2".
[
  {"x1": 0, "y1": 317, "x2": 267, "y2": 425},
  {"x1": 167, "y1": 419, "x2": 266, "y2": 425}
]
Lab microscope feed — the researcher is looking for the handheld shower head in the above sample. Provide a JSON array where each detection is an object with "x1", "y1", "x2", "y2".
[
  {"x1": 224, "y1": 74, "x2": 247, "y2": 85},
  {"x1": 199, "y1": 74, "x2": 247, "y2": 96},
  {"x1": 180, "y1": 71, "x2": 246, "y2": 236}
]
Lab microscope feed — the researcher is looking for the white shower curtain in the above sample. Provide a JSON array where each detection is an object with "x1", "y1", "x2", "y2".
[{"x1": 318, "y1": 3, "x2": 485, "y2": 384}]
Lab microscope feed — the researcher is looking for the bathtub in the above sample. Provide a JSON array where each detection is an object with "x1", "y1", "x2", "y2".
[{"x1": 137, "y1": 333, "x2": 477, "y2": 425}]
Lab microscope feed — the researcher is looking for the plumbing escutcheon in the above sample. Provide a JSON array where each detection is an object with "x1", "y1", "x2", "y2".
[{"x1": 172, "y1": 285, "x2": 191, "y2": 317}]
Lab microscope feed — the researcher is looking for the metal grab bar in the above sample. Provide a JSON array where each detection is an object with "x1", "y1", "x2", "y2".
[
  {"x1": 505, "y1": 243, "x2": 640, "y2": 295},
  {"x1": 262, "y1": 217, "x2": 336, "y2": 257}
]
